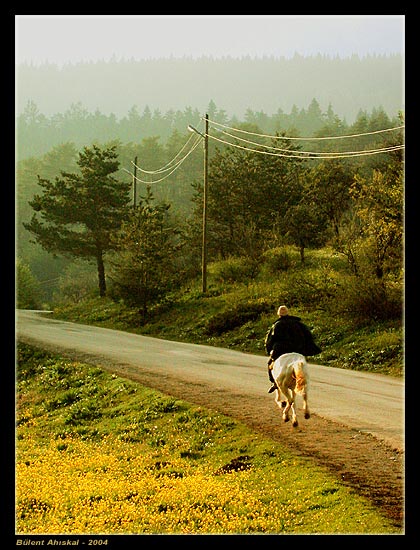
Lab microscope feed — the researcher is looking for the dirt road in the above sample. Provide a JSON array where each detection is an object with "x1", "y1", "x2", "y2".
[{"x1": 16, "y1": 310, "x2": 405, "y2": 528}]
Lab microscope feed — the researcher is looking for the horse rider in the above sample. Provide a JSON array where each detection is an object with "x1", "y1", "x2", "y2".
[{"x1": 264, "y1": 305, "x2": 321, "y2": 393}]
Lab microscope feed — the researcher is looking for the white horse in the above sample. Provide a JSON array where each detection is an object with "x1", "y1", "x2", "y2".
[{"x1": 271, "y1": 352, "x2": 310, "y2": 427}]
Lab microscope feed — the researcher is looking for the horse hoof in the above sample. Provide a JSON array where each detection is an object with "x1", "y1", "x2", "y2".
[
  {"x1": 281, "y1": 401, "x2": 287, "y2": 408},
  {"x1": 304, "y1": 412, "x2": 310, "y2": 419},
  {"x1": 283, "y1": 416, "x2": 289, "y2": 423},
  {"x1": 292, "y1": 421, "x2": 298, "y2": 428}
]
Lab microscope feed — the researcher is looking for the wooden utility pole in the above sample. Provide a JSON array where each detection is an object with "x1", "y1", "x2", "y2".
[
  {"x1": 202, "y1": 114, "x2": 209, "y2": 294},
  {"x1": 133, "y1": 155, "x2": 138, "y2": 207}
]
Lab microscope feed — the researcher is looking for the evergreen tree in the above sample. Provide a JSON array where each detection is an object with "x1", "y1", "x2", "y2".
[
  {"x1": 110, "y1": 188, "x2": 182, "y2": 321},
  {"x1": 306, "y1": 160, "x2": 353, "y2": 242},
  {"x1": 193, "y1": 136, "x2": 306, "y2": 259},
  {"x1": 24, "y1": 145, "x2": 131, "y2": 297},
  {"x1": 16, "y1": 259, "x2": 41, "y2": 309},
  {"x1": 305, "y1": 98, "x2": 325, "y2": 135}
]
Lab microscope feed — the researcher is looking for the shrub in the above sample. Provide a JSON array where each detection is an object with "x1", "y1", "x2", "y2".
[
  {"x1": 210, "y1": 257, "x2": 259, "y2": 284},
  {"x1": 334, "y1": 275, "x2": 402, "y2": 325},
  {"x1": 17, "y1": 344, "x2": 49, "y2": 380},
  {"x1": 44, "y1": 389, "x2": 80, "y2": 411},
  {"x1": 64, "y1": 401, "x2": 102, "y2": 425},
  {"x1": 205, "y1": 300, "x2": 271, "y2": 335},
  {"x1": 261, "y1": 247, "x2": 294, "y2": 273},
  {"x1": 16, "y1": 259, "x2": 42, "y2": 309},
  {"x1": 272, "y1": 267, "x2": 340, "y2": 309},
  {"x1": 53, "y1": 262, "x2": 98, "y2": 304}
]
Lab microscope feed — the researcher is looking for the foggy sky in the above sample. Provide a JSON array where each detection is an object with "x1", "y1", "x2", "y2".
[{"x1": 16, "y1": 15, "x2": 404, "y2": 66}]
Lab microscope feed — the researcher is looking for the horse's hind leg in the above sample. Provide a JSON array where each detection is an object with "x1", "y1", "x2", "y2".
[
  {"x1": 290, "y1": 402, "x2": 298, "y2": 427},
  {"x1": 280, "y1": 387, "x2": 293, "y2": 423},
  {"x1": 282, "y1": 402, "x2": 290, "y2": 423},
  {"x1": 274, "y1": 389, "x2": 286, "y2": 411},
  {"x1": 302, "y1": 388, "x2": 310, "y2": 419},
  {"x1": 288, "y1": 391, "x2": 298, "y2": 427}
]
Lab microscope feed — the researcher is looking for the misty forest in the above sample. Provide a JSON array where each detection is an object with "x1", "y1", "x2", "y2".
[{"x1": 16, "y1": 55, "x2": 404, "y2": 375}]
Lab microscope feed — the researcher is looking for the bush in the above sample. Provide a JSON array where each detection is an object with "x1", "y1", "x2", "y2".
[
  {"x1": 64, "y1": 401, "x2": 102, "y2": 425},
  {"x1": 205, "y1": 300, "x2": 271, "y2": 335},
  {"x1": 334, "y1": 275, "x2": 402, "y2": 325},
  {"x1": 261, "y1": 247, "x2": 294, "y2": 273},
  {"x1": 16, "y1": 259, "x2": 42, "y2": 309},
  {"x1": 53, "y1": 262, "x2": 98, "y2": 304},
  {"x1": 271, "y1": 267, "x2": 340, "y2": 309},
  {"x1": 17, "y1": 344, "x2": 51, "y2": 380},
  {"x1": 44, "y1": 389, "x2": 80, "y2": 411},
  {"x1": 210, "y1": 257, "x2": 259, "y2": 284}
]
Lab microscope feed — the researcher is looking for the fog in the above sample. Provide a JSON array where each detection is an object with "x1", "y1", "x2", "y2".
[
  {"x1": 16, "y1": 54, "x2": 403, "y2": 123},
  {"x1": 16, "y1": 15, "x2": 404, "y2": 65}
]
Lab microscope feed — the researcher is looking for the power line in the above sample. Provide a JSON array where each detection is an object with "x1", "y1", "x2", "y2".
[
  {"x1": 123, "y1": 114, "x2": 404, "y2": 188},
  {"x1": 130, "y1": 135, "x2": 202, "y2": 178},
  {"x1": 205, "y1": 132, "x2": 404, "y2": 159},
  {"x1": 124, "y1": 134, "x2": 203, "y2": 184},
  {"x1": 212, "y1": 127, "x2": 405, "y2": 157},
  {"x1": 132, "y1": 131, "x2": 200, "y2": 175},
  {"x1": 206, "y1": 117, "x2": 404, "y2": 141}
]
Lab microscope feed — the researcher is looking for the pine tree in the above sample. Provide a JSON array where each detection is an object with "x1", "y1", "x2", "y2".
[
  {"x1": 24, "y1": 144, "x2": 131, "y2": 297},
  {"x1": 110, "y1": 188, "x2": 182, "y2": 322}
]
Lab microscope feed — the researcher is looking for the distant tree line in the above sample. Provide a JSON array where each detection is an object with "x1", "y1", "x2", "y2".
[
  {"x1": 16, "y1": 53, "x2": 403, "y2": 132},
  {"x1": 16, "y1": 98, "x2": 400, "y2": 161}
]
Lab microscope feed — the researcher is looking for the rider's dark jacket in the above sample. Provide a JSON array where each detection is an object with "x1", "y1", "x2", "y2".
[{"x1": 264, "y1": 315, "x2": 321, "y2": 360}]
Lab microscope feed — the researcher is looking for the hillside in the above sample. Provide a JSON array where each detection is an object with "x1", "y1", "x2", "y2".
[{"x1": 51, "y1": 247, "x2": 403, "y2": 379}]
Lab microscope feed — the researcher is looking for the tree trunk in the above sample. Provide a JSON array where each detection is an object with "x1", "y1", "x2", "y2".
[
  {"x1": 96, "y1": 250, "x2": 106, "y2": 297},
  {"x1": 299, "y1": 244, "x2": 305, "y2": 264}
]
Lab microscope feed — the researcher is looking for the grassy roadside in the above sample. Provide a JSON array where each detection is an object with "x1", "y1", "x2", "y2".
[
  {"x1": 52, "y1": 260, "x2": 403, "y2": 378},
  {"x1": 16, "y1": 343, "x2": 400, "y2": 535}
]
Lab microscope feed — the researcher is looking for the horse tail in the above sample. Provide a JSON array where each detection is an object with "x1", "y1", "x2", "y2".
[{"x1": 294, "y1": 360, "x2": 307, "y2": 394}]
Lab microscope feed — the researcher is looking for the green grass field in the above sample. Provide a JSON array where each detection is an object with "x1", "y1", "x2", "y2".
[{"x1": 16, "y1": 343, "x2": 400, "y2": 535}]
